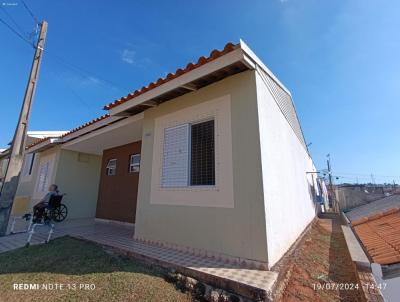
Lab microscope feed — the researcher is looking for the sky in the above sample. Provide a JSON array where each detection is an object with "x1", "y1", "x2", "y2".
[{"x1": 0, "y1": 0, "x2": 399, "y2": 184}]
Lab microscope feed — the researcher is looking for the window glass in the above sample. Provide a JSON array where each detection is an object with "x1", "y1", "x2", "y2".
[
  {"x1": 129, "y1": 154, "x2": 141, "y2": 173},
  {"x1": 106, "y1": 159, "x2": 117, "y2": 176}
]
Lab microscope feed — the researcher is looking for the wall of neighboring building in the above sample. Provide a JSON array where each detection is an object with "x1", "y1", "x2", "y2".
[
  {"x1": 54, "y1": 149, "x2": 101, "y2": 219},
  {"x1": 335, "y1": 187, "x2": 385, "y2": 210},
  {"x1": 135, "y1": 70, "x2": 269, "y2": 265},
  {"x1": 255, "y1": 69, "x2": 317, "y2": 268}
]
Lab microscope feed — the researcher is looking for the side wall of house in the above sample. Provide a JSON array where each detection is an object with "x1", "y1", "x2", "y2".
[
  {"x1": 54, "y1": 149, "x2": 101, "y2": 219},
  {"x1": 13, "y1": 146, "x2": 61, "y2": 215},
  {"x1": 255, "y1": 71, "x2": 317, "y2": 267},
  {"x1": 135, "y1": 70, "x2": 269, "y2": 264}
]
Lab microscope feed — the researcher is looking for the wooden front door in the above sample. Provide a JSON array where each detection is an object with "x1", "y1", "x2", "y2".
[{"x1": 96, "y1": 141, "x2": 141, "y2": 223}]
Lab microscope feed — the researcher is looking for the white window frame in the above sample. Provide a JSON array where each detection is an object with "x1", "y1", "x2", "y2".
[
  {"x1": 33, "y1": 153, "x2": 55, "y2": 200},
  {"x1": 161, "y1": 118, "x2": 215, "y2": 188},
  {"x1": 36, "y1": 161, "x2": 51, "y2": 194},
  {"x1": 129, "y1": 154, "x2": 141, "y2": 173},
  {"x1": 106, "y1": 159, "x2": 117, "y2": 176}
]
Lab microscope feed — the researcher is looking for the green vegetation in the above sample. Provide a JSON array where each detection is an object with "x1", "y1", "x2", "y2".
[{"x1": 0, "y1": 236, "x2": 191, "y2": 302}]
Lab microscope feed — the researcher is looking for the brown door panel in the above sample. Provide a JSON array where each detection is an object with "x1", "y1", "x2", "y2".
[{"x1": 96, "y1": 141, "x2": 141, "y2": 223}]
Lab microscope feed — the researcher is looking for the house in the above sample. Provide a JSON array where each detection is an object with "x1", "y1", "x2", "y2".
[
  {"x1": 12, "y1": 40, "x2": 318, "y2": 269},
  {"x1": 0, "y1": 131, "x2": 67, "y2": 191},
  {"x1": 346, "y1": 202, "x2": 400, "y2": 301},
  {"x1": 0, "y1": 149, "x2": 9, "y2": 189}
]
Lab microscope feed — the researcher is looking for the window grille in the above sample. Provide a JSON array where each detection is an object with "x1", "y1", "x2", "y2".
[
  {"x1": 190, "y1": 120, "x2": 215, "y2": 186},
  {"x1": 161, "y1": 120, "x2": 215, "y2": 187}
]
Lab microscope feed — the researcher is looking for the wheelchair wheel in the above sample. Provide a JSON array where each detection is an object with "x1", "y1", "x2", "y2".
[{"x1": 52, "y1": 204, "x2": 68, "y2": 222}]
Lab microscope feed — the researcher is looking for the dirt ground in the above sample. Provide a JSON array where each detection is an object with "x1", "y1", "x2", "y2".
[{"x1": 280, "y1": 214, "x2": 364, "y2": 302}]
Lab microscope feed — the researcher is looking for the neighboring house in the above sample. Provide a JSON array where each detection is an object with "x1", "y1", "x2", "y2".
[
  {"x1": 0, "y1": 131, "x2": 67, "y2": 192},
  {"x1": 13, "y1": 40, "x2": 318, "y2": 269},
  {"x1": 350, "y1": 207, "x2": 400, "y2": 301},
  {"x1": 345, "y1": 194, "x2": 400, "y2": 222},
  {"x1": 0, "y1": 149, "x2": 9, "y2": 189},
  {"x1": 336, "y1": 184, "x2": 387, "y2": 210}
]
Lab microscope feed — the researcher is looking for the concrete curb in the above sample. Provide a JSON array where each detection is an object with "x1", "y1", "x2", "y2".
[{"x1": 341, "y1": 225, "x2": 371, "y2": 272}]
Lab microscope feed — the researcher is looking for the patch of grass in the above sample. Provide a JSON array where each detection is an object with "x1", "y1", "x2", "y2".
[{"x1": 0, "y1": 236, "x2": 191, "y2": 302}]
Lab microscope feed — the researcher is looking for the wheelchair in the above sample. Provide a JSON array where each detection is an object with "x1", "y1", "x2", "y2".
[{"x1": 33, "y1": 194, "x2": 68, "y2": 224}]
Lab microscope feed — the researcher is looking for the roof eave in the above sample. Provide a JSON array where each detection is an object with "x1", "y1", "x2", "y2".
[
  {"x1": 107, "y1": 40, "x2": 293, "y2": 117},
  {"x1": 27, "y1": 138, "x2": 62, "y2": 153},
  {"x1": 107, "y1": 46, "x2": 249, "y2": 116}
]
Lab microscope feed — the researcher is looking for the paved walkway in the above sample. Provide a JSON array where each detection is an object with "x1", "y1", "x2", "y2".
[{"x1": 0, "y1": 218, "x2": 277, "y2": 300}]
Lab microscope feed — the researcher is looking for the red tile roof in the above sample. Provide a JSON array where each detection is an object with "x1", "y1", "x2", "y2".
[
  {"x1": 59, "y1": 114, "x2": 110, "y2": 139},
  {"x1": 353, "y1": 208, "x2": 400, "y2": 265},
  {"x1": 26, "y1": 114, "x2": 110, "y2": 150},
  {"x1": 26, "y1": 137, "x2": 51, "y2": 149},
  {"x1": 27, "y1": 42, "x2": 239, "y2": 150},
  {"x1": 103, "y1": 42, "x2": 238, "y2": 110}
]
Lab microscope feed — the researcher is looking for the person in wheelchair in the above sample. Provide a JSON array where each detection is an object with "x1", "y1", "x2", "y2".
[{"x1": 33, "y1": 184, "x2": 59, "y2": 223}]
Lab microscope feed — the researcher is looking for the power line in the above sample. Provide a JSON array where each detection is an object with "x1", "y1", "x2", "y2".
[
  {"x1": 0, "y1": 6, "x2": 27, "y2": 38},
  {"x1": 0, "y1": 16, "x2": 126, "y2": 93},
  {"x1": 50, "y1": 69, "x2": 99, "y2": 110},
  {"x1": 335, "y1": 172, "x2": 400, "y2": 178},
  {"x1": 46, "y1": 53, "x2": 127, "y2": 92},
  {"x1": 0, "y1": 16, "x2": 34, "y2": 47},
  {"x1": 21, "y1": 0, "x2": 39, "y2": 25}
]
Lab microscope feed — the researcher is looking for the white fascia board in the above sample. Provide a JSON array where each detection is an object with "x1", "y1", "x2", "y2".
[
  {"x1": 27, "y1": 131, "x2": 68, "y2": 138},
  {"x1": 27, "y1": 138, "x2": 61, "y2": 153},
  {"x1": 239, "y1": 39, "x2": 292, "y2": 97},
  {"x1": 62, "y1": 113, "x2": 144, "y2": 148},
  {"x1": 59, "y1": 116, "x2": 123, "y2": 143},
  {"x1": 108, "y1": 48, "x2": 246, "y2": 116}
]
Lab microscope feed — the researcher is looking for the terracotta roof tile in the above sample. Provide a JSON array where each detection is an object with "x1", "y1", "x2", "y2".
[
  {"x1": 353, "y1": 208, "x2": 400, "y2": 265},
  {"x1": 26, "y1": 114, "x2": 110, "y2": 150},
  {"x1": 103, "y1": 42, "x2": 238, "y2": 110},
  {"x1": 26, "y1": 136, "x2": 51, "y2": 149},
  {"x1": 59, "y1": 114, "x2": 110, "y2": 139}
]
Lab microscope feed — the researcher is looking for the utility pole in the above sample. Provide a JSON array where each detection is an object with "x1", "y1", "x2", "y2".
[
  {"x1": 0, "y1": 21, "x2": 48, "y2": 236},
  {"x1": 326, "y1": 154, "x2": 335, "y2": 211},
  {"x1": 370, "y1": 174, "x2": 376, "y2": 186}
]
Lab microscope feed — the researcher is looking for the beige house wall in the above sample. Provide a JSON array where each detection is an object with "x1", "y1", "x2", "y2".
[
  {"x1": 12, "y1": 147, "x2": 101, "y2": 219},
  {"x1": 54, "y1": 149, "x2": 101, "y2": 219},
  {"x1": 135, "y1": 70, "x2": 269, "y2": 264}
]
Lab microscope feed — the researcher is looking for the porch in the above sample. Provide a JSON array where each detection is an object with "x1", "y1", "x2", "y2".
[{"x1": 1, "y1": 218, "x2": 277, "y2": 300}]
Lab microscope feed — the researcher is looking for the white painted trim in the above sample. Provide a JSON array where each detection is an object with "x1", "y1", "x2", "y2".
[
  {"x1": 150, "y1": 95, "x2": 234, "y2": 208},
  {"x1": 28, "y1": 138, "x2": 61, "y2": 153},
  {"x1": 62, "y1": 113, "x2": 143, "y2": 149},
  {"x1": 61, "y1": 116, "x2": 124, "y2": 143},
  {"x1": 239, "y1": 39, "x2": 292, "y2": 96}
]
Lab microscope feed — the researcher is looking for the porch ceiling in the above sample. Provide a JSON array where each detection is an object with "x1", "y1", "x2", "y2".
[{"x1": 61, "y1": 114, "x2": 143, "y2": 155}]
